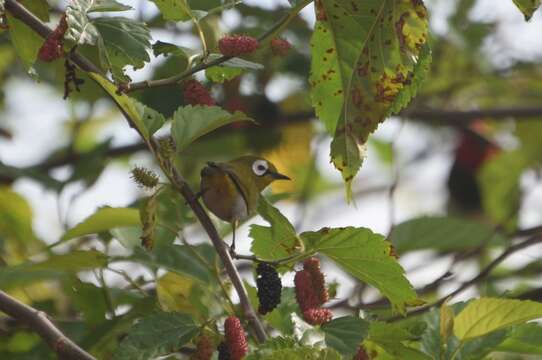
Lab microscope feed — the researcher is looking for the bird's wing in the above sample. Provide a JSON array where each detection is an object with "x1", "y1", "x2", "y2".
[{"x1": 208, "y1": 162, "x2": 250, "y2": 212}]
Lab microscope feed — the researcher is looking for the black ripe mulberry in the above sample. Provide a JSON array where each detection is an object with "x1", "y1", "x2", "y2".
[
  {"x1": 217, "y1": 341, "x2": 231, "y2": 360},
  {"x1": 256, "y1": 262, "x2": 282, "y2": 315}
]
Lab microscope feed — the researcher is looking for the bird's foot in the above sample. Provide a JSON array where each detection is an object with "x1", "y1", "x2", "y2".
[{"x1": 228, "y1": 244, "x2": 237, "y2": 258}]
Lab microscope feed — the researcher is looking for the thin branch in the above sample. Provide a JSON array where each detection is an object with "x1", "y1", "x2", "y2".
[
  {"x1": 386, "y1": 234, "x2": 542, "y2": 321},
  {"x1": 0, "y1": 290, "x2": 96, "y2": 360},
  {"x1": 125, "y1": 0, "x2": 313, "y2": 92},
  {"x1": 4, "y1": 0, "x2": 268, "y2": 343}
]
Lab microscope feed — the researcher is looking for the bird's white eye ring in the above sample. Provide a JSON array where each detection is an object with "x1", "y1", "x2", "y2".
[{"x1": 252, "y1": 160, "x2": 268, "y2": 176}]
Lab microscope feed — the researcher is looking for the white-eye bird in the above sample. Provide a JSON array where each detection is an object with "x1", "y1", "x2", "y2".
[{"x1": 200, "y1": 155, "x2": 290, "y2": 253}]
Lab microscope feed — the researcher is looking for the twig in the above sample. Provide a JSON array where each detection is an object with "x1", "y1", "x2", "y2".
[
  {"x1": 105, "y1": 267, "x2": 149, "y2": 297},
  {"x1": 125, "y1": 0, "x2": 313, "y2": 92},
  {"x1": 0, "y1": 290, "x2": 96, "y2": 360},
  {"x1": 4, "y1": 0, "x2": 268, "y2": 343},
  {"x1": 386, "y1": 234, "x2": 542, "y2": 321}
]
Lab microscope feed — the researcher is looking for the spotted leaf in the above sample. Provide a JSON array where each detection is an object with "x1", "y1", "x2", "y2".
[{"x1": 310, "y1": 0, "x2": 429, "y2": 198}]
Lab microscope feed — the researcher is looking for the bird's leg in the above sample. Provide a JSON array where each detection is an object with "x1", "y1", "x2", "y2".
[
  {"x1": 194, "y1": 189, "x2": 204, "y2": 201},
  {"x1": 229, "y1": 220, "x2": 238, "y2": 257}
]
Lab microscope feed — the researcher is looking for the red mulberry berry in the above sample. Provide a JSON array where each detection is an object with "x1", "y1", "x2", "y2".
[
  {"x1": 217, "y1": 341, "x2": 231, "y2": 360},
  {"x1": 294, "y1": 270, "x2": 321, "y2": 311},
  {"x1": 270, "y1": 38, "x2": 291, "y2": 56},
  {"x1": 224, "y1": 316, "x2": 248, "y2": 360},
  {"x1": 191, "y1": 335, "x2": 213, "y2": 360},
  {"x1": 353, "y1": 346, "x2": 370, "y2": 360},
  {"x1": 303, "y1": 308, "x2": 332, "y2": 325},
  {"x1": 303, "y1": 257, "x2": 329, "y2": 304},
  {"x1": 256, "y1": 262, "x2": 282, "y2": 315},
  {"x1": 38, "y1": 14, "x2": 68, "y2": 62},
  {"x1": 218, "y1": 35, "x2": 259, "y2": 57},
  {"x1": 38, "y1": 38, "x2": 64, "y2": 62},
  {"x1": 183, "y1": 79, "x2": 215, "y2": 106}
]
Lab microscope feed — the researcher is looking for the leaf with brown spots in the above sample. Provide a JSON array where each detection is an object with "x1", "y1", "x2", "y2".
[{"x1": 309, "y1": 0, "x2": 429, "y2": 199}]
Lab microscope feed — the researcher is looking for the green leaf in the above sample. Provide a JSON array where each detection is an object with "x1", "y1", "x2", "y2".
[
  {"x1": 321, "y1": 316, "x2": 369, "y2": 355},
  {"x1": 205, "y1": 66, "x2": 243, "y2": 83},
  {"x1": 264, "y1": 288, "x2": 298, "y2": 335},
  {"x1": 150, "y1": 0, "x2": 193, "y2": 21},
  {"x1": 90, "y1": 73, "x2": 165, "y2": 141},
  {"x1": 88, "y1": 0, "x2": 133, "y2": 12},
  {"x1": 66, "y1": 0, "x2": 101, "y2": 45},
  {"x1": 203, "y1": 54, "x2": 264, "y2": 82},
  {"x1": 368, "y1": 321, "x2": 432, "y2": 360},
  {"x1": 31, "y1": 250, "x2": 108, "y2": 271},
  {"x1": 93, "y1": 17, "x2": 151, "y2": 82},
  {"x1": 6, "y1": 0, "x2": 49, "y2": 70},
  {"x1": 113, "y1": 311, "x2": 199, "y2": 360},
  {"x1": 127, "y1": 244, "x2": 216, "y2": 284},
  {"x1": 135, "y1": 102, "x2": 166, "y2": 136},
  {"x1": 478, "y1": 150, "x2": 527, "y2": 230},
  {"x1": 302, "y1": 227, "x2": 418, "y2": 314},
  {"x1": 309, "y1": 0, "x2": 428, "y2": 197},
  {"x1": 388, "y1": 42, "x2": 432, "y2": 115},
  {"x1": 0, "y1": 250, "x2": 107, "y2": 289},
  {"x1": 513, "y1": 0, "x2": 541, "y2": 21},
  {"x1": 390, "y1": 216, "x2": 504, "y2": 254},
  {"x1": 250, "y1": 196, "x2": 300, "y2": 261},
  {"x1": 0, "y1": 187, "x2": 37, "y2": 247},
  {"x1": 497, "y1": 323, "x2": 542, "y2": 355},
  {"x1": 515, "y1": 119, "x2": 542, "y2": 161},
  {"x1": 62, "y1": 207, "x2": 140, "y2": 241},
  {"x1": 66, "y1": 280, "x2": 108, "y2": 325},
  {"x1": 110, "y1": 226, "x2": 142, "y2": 249},
  {"x1": 171, "y1": 105, "x2": 252, "y2": 152},
  {"x1": 152, "y1": 41, "x2": 196, "y2": 60},
  {"x1": 207, "y1": 53, "x2": 264, "y2": 70},
  {"x1": 246, "y1": 345, "x2": 342, "y2": 360},
  {"x1": 454, "y1": 298, "x2": 542, "y2": 340}
]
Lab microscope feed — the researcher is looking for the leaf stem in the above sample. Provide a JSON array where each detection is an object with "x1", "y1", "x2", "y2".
[{"x1": 191, "y1": 18, "x2": 208, "y2": 57}]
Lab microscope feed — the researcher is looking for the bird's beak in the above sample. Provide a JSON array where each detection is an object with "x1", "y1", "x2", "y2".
[{"x1": 269, "y1": 171, "x2": 290, "y2": 180}]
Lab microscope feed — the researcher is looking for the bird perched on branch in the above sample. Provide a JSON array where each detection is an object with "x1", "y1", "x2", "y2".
[{"x1": 200, "y1": 156, "x2": 290, "y2": 253}]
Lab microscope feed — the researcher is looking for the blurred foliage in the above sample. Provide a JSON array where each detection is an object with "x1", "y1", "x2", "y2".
[{"x1": 0, "y1": 0, "x2": 542, "y2": 359}]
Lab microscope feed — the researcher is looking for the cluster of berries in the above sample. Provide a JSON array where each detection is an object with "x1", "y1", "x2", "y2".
[
  {"x1": 294, "y1": 257, "x2": 332, "y2": 325},
  {"x1": 219, "y1": 316, "x2": 248, "y2": 360},
  {"x1": 183, "y1": 79, "x2": 216, "y2": 107},
  {"x1": 190, "y1": 336, "x2": 213, "y2": 360},
  {"x1": 38, "y1": 14, "x2": 68, "y2": 62},
  {"x1": 182, "y1": 36, "x2": 290, "y2": 107},
  {"x1": 190, "y1": 317, "x2": 248, "y2": 360},
  {"x1": 256, "y1": 262, "x2": 282, "y2": 315}
]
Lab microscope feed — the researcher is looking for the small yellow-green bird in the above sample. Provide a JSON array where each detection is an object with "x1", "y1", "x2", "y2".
[{"x1": 200, "y1": 155, "x2": 290, "y2": 253}]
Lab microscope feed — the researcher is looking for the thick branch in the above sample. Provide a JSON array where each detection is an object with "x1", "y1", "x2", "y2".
[
  {"x1": 4, "y1": 0, "x2": 268, "y2": 343},
  {"x1": 168, "y1": 170, "x2": 267, "y2": 341},
  {"x1": 0, "y1": 290, "x2": 96, "y2": 360},
  {"x1": 5, "y1": 0, "x2": 101, "y2": 74},
  {"x1": 3, "y1": 104, "x2": 542, "y2": 185}
]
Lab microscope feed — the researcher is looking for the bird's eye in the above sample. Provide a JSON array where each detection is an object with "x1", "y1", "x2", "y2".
[{"x1": 252, "y1": 160, "x2": 268, "y2": 176}]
